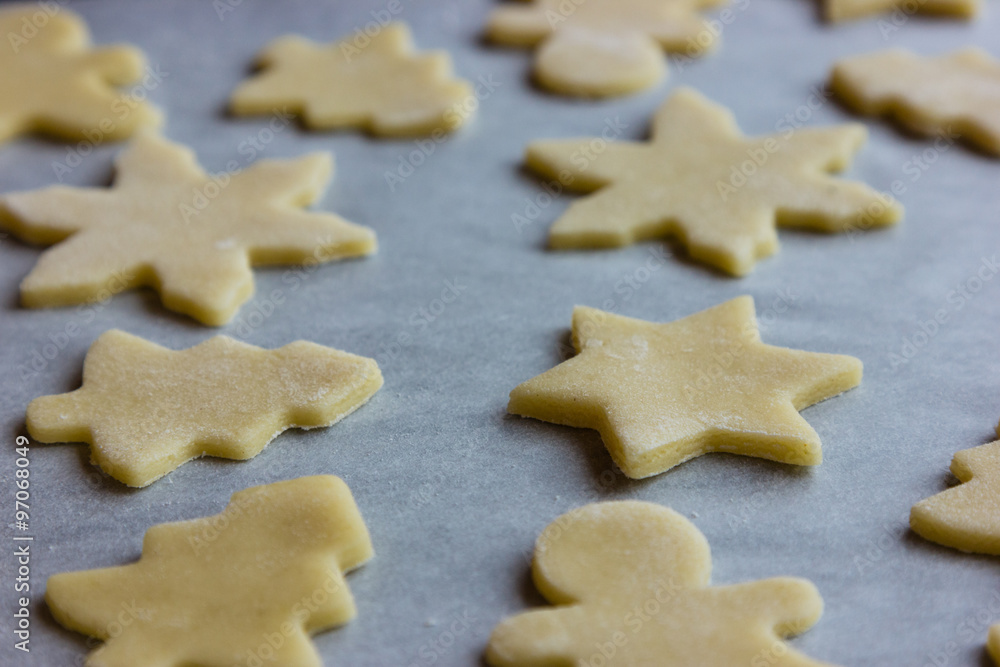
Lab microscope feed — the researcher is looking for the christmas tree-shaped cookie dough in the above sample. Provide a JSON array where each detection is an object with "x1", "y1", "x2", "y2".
[
  {"x1": 231, "y1": 23, "x2": 472, "y2": 137},
  {"x1": 0, "y1": 132, "x2": 376, "y2": 325},
  {"x1": 508, "y1": 297, "x2": 862, "y2": 479},
  {"x1": 526, "y1": 87, "x2": 900, "y2": 275},
  {"x1": 831, "y1": 48, "x2": 1000, "y2": 156},
  {"x1": 486, "y1": 0, "x2": 726, "y2": 97},
  {"x1": 0, "y1": 4, "x2": 161, "y2": 144},
  {"x1": 47, "y1": 475, "x2": 373, "y2": 667},
  {"x1": 911, "y1": 424, "x2": 1000, "y2": 664},
  {"x1": 27, "y1": 330, "x2": 382, "y2": 487},
  {"x1": 911, "y1": 430, "x2": 1000, "y2": 554},
  {"x1": 825, "y1": 0, "x2": 977, "y2": 22},
  {"x1": 488, "y1": 501, "x2": 839, "y2": 666}
]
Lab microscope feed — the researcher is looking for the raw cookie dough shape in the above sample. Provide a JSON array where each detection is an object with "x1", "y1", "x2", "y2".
[
  {"x1": 508, "y1": 296, "x2": 862, "y2": 479},
  {"x1": 47, "y1": 475, "x2": 373, "y2": 667},
  {"x1": 526, "y1": 87, "x2": 901, "y2": 276},
  {"x1": 831, "y1": 48, "x2": 1000, "y2": 156},
  {"x1": 824, "y1": 0, "x2": 978, "y2": 22},
  {"x1": 911, "y1": 430, "x2": 1000, "y2": 554},
  {"x1": 0, "y1": 132, "x2": 376, "y2": 325},
  {"x1": 911, "y1": 425, "x2": 1000, "y2": 663},
  {"x1": 231, "y1": 22, "x2": 473, "y2": 137},
  {"x1": 27, "y1": 330, "x2": 383, "y2": 487},
  {"x1": 487, "y1": 501, "x2": 839, "y2": 667},
  {"x1": 486, "y1": 0, "x2": 727, "y2": 97},
  {"x1": 0, "y1": 4, "x2": 161, "y2": 144}
]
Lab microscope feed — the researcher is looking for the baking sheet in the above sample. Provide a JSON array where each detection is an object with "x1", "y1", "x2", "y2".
[{"x1": 2, "y1": 0, "x2": 1000, "y2": 664}]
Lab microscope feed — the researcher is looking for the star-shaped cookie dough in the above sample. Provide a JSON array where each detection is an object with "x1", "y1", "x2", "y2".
[
  {"x1": 508, "y1": 297, "x2": 862, "y2": 478},
  {"x1": 831, "y1": 48, "x2": 1000, "y2": 156},
  {"x1": 231, "y1": 22, "x2": 472, "y2": 136},
  {"x1": 0, "y1": 4, "x2": 161, "y2": 144},
  {"x1": 487, "y1": 501, "x2": 839, "y2": 667},
  {"x1": 486, "y1": 0, "x2": 725, "y2": 97},
  {"x1": 825, "y1": 0, "x2": 978, "y2": 22},
  {"x1": 27, "y1": 330, "x2": 382, "y2": 487},
  {"x1": 527, "y1": 87, "x2": 900, "y2": 276},
  {"x1": 47, "y1": 475, "x2": 373, "y2": 667},
  {"x1": 0, "y1": 132, "x2": 376, "y2": 325}
]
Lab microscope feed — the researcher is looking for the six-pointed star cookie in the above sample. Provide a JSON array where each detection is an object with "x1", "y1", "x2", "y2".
[
  {"x1": 508, "y1": 297, "x2": 862, "y2": 478},
  {"x1": 0, "y1": 132, "x2": 376, "y2": 325},
  {"x1": 231, "y1": 22, "x2": 472, "y2": 136},
  {"x1": 27, "y1": 330, "x2": 383, "y2": 487},
  {"x1": 47, "y1": 475, "x2": 373, "y2": 667},
  {"x1": 825, "y1": 0, "x2": 978, "y2": 22},
  {"x1": 0, "y1": 5, "x2": 161, "y2": 144},
  {"x1": 487, "y1": 501, "x2": 839, "y2": 667},
  {"x1": 486, "y1": 0, "x2": 726, "y2": 97},
  {"x1": 526, "y1": 87, "x2": 901, "y2": 275},
  {"x1": 831, "y1": 48, "x2": 1000, "y2": 156}
]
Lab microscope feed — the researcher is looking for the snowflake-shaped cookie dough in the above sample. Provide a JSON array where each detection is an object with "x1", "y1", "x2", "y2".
[
  {"x1": 488, "y1": 501, "x2": 839, "y2": 666},
  {"x1": 825, "y1": 0, "x2": 978, "y2": 22},
  {"x1": 509, "y1": 297, "x2": 862, "y2": 479},
  {"x1": 47, "y1": 475, "x2": 373, "y2": 667},
  {"x1": 231, "y1": 23, "x2": 472, "y2": 136},
  {"x1": 0, "y1": 132, "x2": 376, "y2": 325},
  {"x1": 831, "y1": 48, "x2": 1000, "y2": 156},
  {"x1": 486, "y1": 0, "x2": 726, "y2": 96},
  {"x1": 0, "y1": 4, "x2": 161, "y2": 144},
  {"x1": 526, "y1": 87, "x2": 901, "y2": 275},
  {"x1": 27, "y1": 330, "x2": 383, "y2": 487}
]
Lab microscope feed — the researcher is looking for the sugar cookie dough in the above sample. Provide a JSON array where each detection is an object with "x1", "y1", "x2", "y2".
[
  {"x1": 47, "y1": 475, "x2": 373, "y2": 667},
  {"x1": 508, "y1": 297, "x2": 862, "y2": 479},
  {"x1": 487, "y1": 501, "x2": 839, "y2": 667},
  {"x1": 831, "y1": 48, "x2": 1000, "y2": 156},
  {"x1": 27, "y1": 330, "x2": 383, "y2": 487},
  {"x1": 825, "y1": 0, "x2": 977, "y2": 22},
  {"x1": 0, "y1": 4, "x2": 161, "y2": 145},
  {"x1": 911, "y1": 424, "x2": 1000, "y2": 664},
  {"x1": 231, "y1": 22, "x2": 472, "y2": 136},
  {"x1": 526, "y1": 87, "x2": 901, "y2": 276},
  {"x1": 0, "y1": 132, "x2": 376, "y2": 325},
  {"x1": 486, "y1": 0, "x2": 726, "y2": 97}
]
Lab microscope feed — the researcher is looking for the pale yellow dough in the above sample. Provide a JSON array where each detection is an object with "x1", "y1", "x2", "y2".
[
  {"x1": 487, "y1": 501, "x2": 838, "y2": 667},
  {"x1": 0, "y1": 132, "x2": 376, "y2": 325},
  {"x1": 831, "y1": 48, "x2": 1000, "y2": 156},
  {"x1": 508, "y1": 296, "x2": 862, "y2": 479},
  {"x1": 527, "y1": 87, "x2": 901, "y2": 276},
  {"x1": 486, "y1": 0, "x2": 726, "y2": 97},
  {"x1": 825, "y1": 0, "x2": 978, "y2": 22},
  {"x1": 911, "y1": 425, "x2": 1000, "y2": 662},
  {"x1": 47, "y1": 475, "x2": 373, "y2": 667},
  {"x1": 231, "y1": 22, "x2": 472, "y2": 136},
  {"x1": 27, "y1": 330, "x2": 382, "y2": 487},
  {"x1": 910, "y1": 432, "x2": 1000, "y2": 555},
  {"x1": 0, "y1": 4, "x2": 161, "y2": 144}
]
